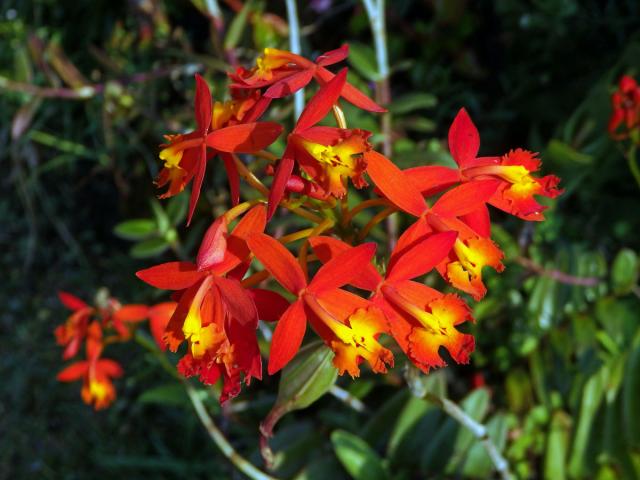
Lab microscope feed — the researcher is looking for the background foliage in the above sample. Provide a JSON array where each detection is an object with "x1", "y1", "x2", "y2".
[{"x1": 2, "y1": 0, "x2": 640, "y2": 479}]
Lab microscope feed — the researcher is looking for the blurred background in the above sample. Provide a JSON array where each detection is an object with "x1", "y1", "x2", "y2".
[{"x1": 2, "y1": 1, "x2": 640, "y2": 479}]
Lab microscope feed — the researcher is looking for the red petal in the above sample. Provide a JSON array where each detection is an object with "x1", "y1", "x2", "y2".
[
  {"x1": 187, "y1": 144, "x2": 207, "y2": 226},
  {"x1": 267, "y1": 147, "x2": 295, "y2": 220},
  {"x1": 194, "y1": 74, "x2": 212, "y2": 133},
  {"x1": 136, "y1": 262, "x2": 204, "y2": 290},
  {"x1": 461, "y1": 205, "x2": 491, "y2": 237},
  {"x1": 97, "y1": 359, "x2": 124, "y2": 378},
  {"x1": 205, "y1": 122, "x2": 283, "y2": 153},
  {"x1": 315, "y1": 66, "x2": 386, "y2": 112},
  {"x1": 431, "y1": 179, "x2": 500, "y2": 217},
  {"x1": 387, "y1": 231, "x2": 457, "y2": 282},
  {"x1": 215, "y1": 277, "x2": 258, "y2": 327},
  {"x1": 268, "y1": 300, "x2": 307, "y2": 374},
  {"x1": 309, "y1": 236, "x2": 382, "y2": 291},
  {"x1": 294, "y1": 68, "x2": 347, "y2": 133},
  {"x1": 113, "y1": 305, "x2": 149, "y2": 323},
  {"x1": 265, "y1": 69, "x2": 314, "y2": 98},
  {"x1": 58, "y1": 291, "x2": 88, "y2": 311},
  {"x1": 220, "y1": 153, "x2": 241, "y2": 206},
  {"x1": 149, "y1": 302, "x2": 176, "y2": 351},
  {"x1": 315, "y1": 44, "x2": 349, "y2": 66},
  {"x1": 248, "y1": 288, "x2": 290, "y2": 322},
  {"x1": 57, "y1": 361, "x2": 89, "y2": 381},
  {"x1": 196, "y1": 216, "x2": 228, "y2": 271},
  {"x1": 403, "y1": 165, "x2": 461, "y2": 196},
  {"x1": 309, "y1": 242, "x2": 377, "y2": 294},
  {"x1": 365, "y1": 150, "x2": 427, "y2": 217},
  {"x1": 448, "y1": 108, "x2": 480, "y2": 168},
  {"x1": 247, "y1": 233, "x2": 307, "y2": 295}
]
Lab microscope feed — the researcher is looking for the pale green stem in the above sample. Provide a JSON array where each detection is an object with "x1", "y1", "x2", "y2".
[
  {"x1": 424, "y1": 393, "x2": 513, "y2": 480},
  {"x1": 185, "y1": 383, "x2": 279, "y2": 480},
  {"x1": 285, "y1": 0, "x2": 304, "y2": 120}
]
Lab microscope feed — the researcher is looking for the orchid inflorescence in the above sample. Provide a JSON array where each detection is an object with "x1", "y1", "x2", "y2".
[{"x1": 57, "y1": 44, "x2": 562, "y2": 408}]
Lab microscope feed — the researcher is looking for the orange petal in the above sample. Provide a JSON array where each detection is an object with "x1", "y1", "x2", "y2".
[
  {"x1": 57, "y1": 361, "x2": 89, "y2": 381},
  {"x1": 113, "y1": 305, "x2": 150, "y2": 323},
  {"x1": 247, "y1": 233, "x2": 307, "y2": 295},
  {"x1": 58, "y1": 291, "x2": 89, "y2": 311},
  {"x1": 268, "y1": 300, "x2": 307, "y2": 374},
  {"x1": 386, "y1": 231, "x2": 457, "y2": 283},
  {"x1": 206, "y1": 122, "x2": 283, "y2": 153},
  {"x1": 365, "y1": 150, "x2": 427, "y2": 217},
  {"x1": 136, "y1": 262, "x2": 204, "y2": 290},
  {"x1": 431, "y1": 179, "x2": 500, "y2": 218},
  {"x1": 194, "y1": 74, "x2": 212, "y2": 133},
  {"x1": 309, "y1": 242, "x2": 377, "y2": 294},
  {"x1": 196, "y1": 216, "x2": 228, "y2": 271},
  {"x1": 448, "y1": 108, "x2": 480, "y2": 168},
  {"x1": 295, "y1": 68, "x2": 347, "y2": 132}
]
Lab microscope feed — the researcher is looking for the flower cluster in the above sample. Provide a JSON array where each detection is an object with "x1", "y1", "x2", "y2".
[
  {"x1": 55, "y1": 291, "x2": 175, "y2": 409},
  {"x1": 609, "y1": 74, "x2": 640, "y2": 142},
  {"x1": 133, "y1": 45, "x2": 560, "y2": 404}
]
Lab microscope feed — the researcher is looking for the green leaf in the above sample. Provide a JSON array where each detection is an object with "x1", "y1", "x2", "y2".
[
  {"x1": 348, "y1": 42, "x2": 380, "y2": 82},
  {"x1": 568, "y1": 368, "x2": 606, "y2": 477},
  {"x1": 388, "y1": 93, "x2": 437, "y2": 115},
  {"x1": 461, "y1": 413, "x2": 515, "y2": 478},
  {"x1": 331, "y1": 430, "x2": 388, "y2": 480},
  {"x1": 166, "y1": 193, "x2": 189, "y2": 226},
  {"x1": 544, "y1": 411, "x2": 571, "y2": 480},
  {"x1": 546, "y1": 139, "x2": 593, "y2": 165},
  {"x1": 137, "y1": 383, "x2": 189, "y2": 407},
  {"x1": 387, "y1": 396, "x2": 433, "y2": 459},
  {"x1": 224, "y1": 2, "x2": 252, "y2": 50},
  {"x1": 623, "y1": 338, "x2": 640, "y2": 448},
  {"x1": 130, "y1": 238, "x2": 170, "y2": 258},
  {"x1": 611, "y1": 248, "x2": 638, "y2": 295},
  {"x1": 113, "y1": 219, "x2": 157, "y2": 240}
]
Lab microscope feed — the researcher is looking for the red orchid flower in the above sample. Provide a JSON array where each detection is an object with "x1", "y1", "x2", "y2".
[
  {"x1": 155, "y1": 74, "x2": 283, "y2": 224},
  {"x1": 112, "y1": 302, "x2": 177, "y2": 348},
  {"x1": 310, "y1": 231, "x2": 475, "y2": 373},
  {"x1": 404, "y1": 109, "x2": 563, "y2": 221},
  {"x1": 136, "y1": 206, "x2": 266, "y2": 402},
  {"x1": 609, "y1": 74, "x2": 640, "y2": 140},
  {"x1": 267, "y1": 69, "x2": 373, "y2": 218},
  {"x1": 55, "y1": 291, "x2": 94, "y2": 360},
  {"x1": 229, "y1": 44, "x2": 385, "y2": 113},
  {"x1": 366, "y1": 150, "x2": 504, "y2": 300},
  {"x1": 247, "y1": 233, "x2": 393, "y2": 376},
  {"x1": 57, "y1": 355, "x2": 123, "y2": 410}
]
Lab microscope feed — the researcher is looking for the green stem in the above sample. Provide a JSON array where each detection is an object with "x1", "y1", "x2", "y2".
[
  {"x1": 626, "y1": 144, "x2": 640, "y2": 188},
  {"x1": 185, "y1": 382, "x2": 279, "y2": 480},
  {"x1": 424, "y1": 393, "x2": 513, "y2": 480},
  {"x1": 285, "y1": 0, "x2": 304, "y2": 120}
]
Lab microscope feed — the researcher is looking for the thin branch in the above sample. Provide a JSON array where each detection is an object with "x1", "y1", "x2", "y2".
[
  {"x1": 0, "y1": 64, "x2": 199, "y2": 100},
  {"x1": 329, "y1": 385, "x2": 368, "y2": 413},
  {"x1": 515, "y1": 256, "x2": 601, "y2": 287},
  {"x1": 185, "y1": 382, "x2": 279, "y2": 480},
  {"x1": 285, "y1": 0, "x2": 304, "y2": 120},
  {"x1": 425, "y1": 393, "x2": 513, "y2": 480}
]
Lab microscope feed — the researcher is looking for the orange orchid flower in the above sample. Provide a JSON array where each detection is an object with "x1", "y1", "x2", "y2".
[
  {"x1": 310, "y1": 232, "x2": 474, "y2": 373},
  {"x1": 267, "y1": 69, "x2": 372, "y2": 218},
  {"x1": 247, "y1": 233, "x2": 393, "y2": 376},
  {"x1": 55, "y1": 291, "x2": 95, "y2": 360},
  {"x1": 155, "y1": 74, "x2": 283, "y2": 224},
  {"x1": 403, "y1": 109, "x2": 563, "y2": 221},
  {"x1": 229, "y1": 45, "x2": 385, "y2": 112},
  {"x1": 136, "y1": 206, "x2": 267, "y2": 402},
  {"x1": 366, "y1": 150, "x2": 504, "y2": 299},
  {"x1": 57, "y1": 355, "x2": 124, "y2": 410}
]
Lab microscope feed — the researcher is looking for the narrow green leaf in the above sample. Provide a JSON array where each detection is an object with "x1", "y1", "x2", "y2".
[
  {"x1": 388, "y1": 93, "x2": 437, "y2": 114},
  {"x1": 544, "y1": 411, "x2": 571, "y2": 480},
  {"x1": 348, "y1": 42, "x2": 380, "y2": 82},
  {"x1": 114, "y1": 219, "x2": 157, "y2": 240},
  {"x1": 224, "y1": 2, "x2": 252, "y2": 50},
  {"x1": 138, "y1": 383, "x2": 190, "y2": 407},
  {"x1": 130, "y1": 238, "x2": 170, "y2": 258}
]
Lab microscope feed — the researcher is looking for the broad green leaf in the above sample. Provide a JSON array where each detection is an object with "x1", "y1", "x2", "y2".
[
  {"x1": 166, "y1": 193, "x2": 189, "y2": 226},
  {"x1": 331, "y1": 430, "x2": 388, "y2": 480},
  {"x1": 113, "y1": 219, "x2": 157, "y2": 240},
  {"x1": 150, "y1": 199, "x2": 170, "y2": 234},
  {"x1": 388, "y1": 93, "x2": 437, "y2": 115},
  {"x1": 348, "y1": 42, "x2": 380, "y2": 82},
  {"x1": 611, "y1": 248, "x2": 638, "y2": 295},
  {"x1": 387, "y1": 396, "x2": 433, "y2": 458},
  {"x1": 547, "y1": 139, "x2": 593, "y2": 165},
  {"x1": 137, "y1": 383, "x2": 189, "y2": 407},
  {"x1": 130, "y1": 238, "x2": 170, "y2": 258},
  {"x1": 623, "y1": 339, "x2": 640, "y2": 448}
]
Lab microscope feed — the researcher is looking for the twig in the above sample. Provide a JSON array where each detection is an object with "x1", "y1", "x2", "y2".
[
  {"x1": 361, "y1": 0, "x2": 397, "y2": 248},
  {"x1": 329, "y1": 385, "x2": 368, "y2": 413},
  {"x1": 515, "y1": 256, "x2": 601, "y2": 287},
  {"x1": 425, "y1": 393, "x2": 513, "y2": 480},
  {"x1": 185, "y1": 382, "x2": 279, "y2": 480},
  {"x1": 0, "y1": 64, "x2": 199, "y2": 100},
  {"x1": 285, "y1": 0, "x2": 304, "y2": 120}
]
